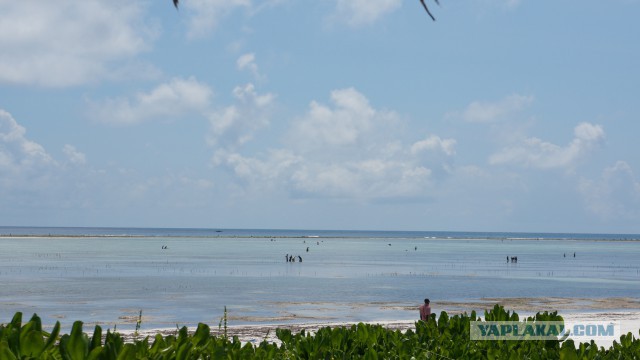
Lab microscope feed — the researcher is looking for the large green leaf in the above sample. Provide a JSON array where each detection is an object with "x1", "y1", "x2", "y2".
[
  {"x1": 0, "y1": 340, "x2": 18, "y2": 360},
  {"x1": 43, "y1": 321, "x2": 61, "y2": 354},
  {"x1": 60, "y1": 321, "x2": 88, "y2": 360}
]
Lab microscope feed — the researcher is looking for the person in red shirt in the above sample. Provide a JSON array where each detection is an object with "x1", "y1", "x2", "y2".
[{"x1": 419, "y1": 298, "x2": 431, "y2": 321}]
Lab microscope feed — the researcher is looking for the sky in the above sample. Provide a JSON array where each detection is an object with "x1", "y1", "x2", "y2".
[{"x1": 1, "y1": 0, "x2": 639, "y2": 233}]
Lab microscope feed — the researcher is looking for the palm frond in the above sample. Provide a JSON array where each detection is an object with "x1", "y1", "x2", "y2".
[{"x1": 420, "y1": 0, "x2": 441, "y2": 21}]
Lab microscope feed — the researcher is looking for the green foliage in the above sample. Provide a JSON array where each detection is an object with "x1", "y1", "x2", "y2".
[
  {"x1": 0, "y1": 313, "x2": 60, "y2": 360},
  {"x1": 218, "y1": 306, "x2": 228, "y2": 340},
  {"x1": 133, "y1": 310, "x2": 142, "y2": 338},
  {"x1": 0, "y1": 308, "x2": 638, "y2": 359}
]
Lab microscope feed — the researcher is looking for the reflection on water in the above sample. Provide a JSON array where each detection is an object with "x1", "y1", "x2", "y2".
[{"x1": 1, "y1": 235, "x2": 639, "y2": 330}]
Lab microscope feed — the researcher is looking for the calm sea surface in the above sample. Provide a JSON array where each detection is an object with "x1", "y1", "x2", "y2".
[{"x1": 1, "y1": 227, "x2": 639, "y2": 330}]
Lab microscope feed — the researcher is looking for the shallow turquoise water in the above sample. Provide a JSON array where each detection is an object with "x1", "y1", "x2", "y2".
[{"x1": 1, "y1": 233, "x2": 639, "y2": 331}]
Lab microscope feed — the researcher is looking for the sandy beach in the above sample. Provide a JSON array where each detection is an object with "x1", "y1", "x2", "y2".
[
  {"x1": 125, "y1": 312, "x2": 640, "y2": 349},
  {"x1": 114, "y1": 297, "x2": 640, "y2": 348}
]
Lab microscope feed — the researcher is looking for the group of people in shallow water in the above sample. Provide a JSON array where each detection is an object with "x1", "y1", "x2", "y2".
[
  {"x1": 284, "y1": 241, "x2": 313, "y2": 262},
  {"x1": 285, "y1": 254, "x2": 302, "y2": 262}
]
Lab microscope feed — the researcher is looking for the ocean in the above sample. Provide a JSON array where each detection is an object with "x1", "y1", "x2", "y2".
[{"x1": 1, "y1": 227, "x2": 639, "y2": 331}]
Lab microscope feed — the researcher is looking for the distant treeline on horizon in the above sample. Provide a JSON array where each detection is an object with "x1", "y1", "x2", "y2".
[{"x1": 0, "y1": 226, "x2": 639, "y2": 241}]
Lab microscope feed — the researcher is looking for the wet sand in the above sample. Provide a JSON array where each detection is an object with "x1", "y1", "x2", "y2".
[
  {"x1": 435, "y1": 296, "x2": 640, "y2": 313},
  {"x1": 216, "y1": 297, "x2": 640, "y2": 325}
]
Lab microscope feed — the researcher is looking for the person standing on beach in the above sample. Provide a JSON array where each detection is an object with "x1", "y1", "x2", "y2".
[{"x1": 419, "y1": 299, "x2": 431, "y2": 321}]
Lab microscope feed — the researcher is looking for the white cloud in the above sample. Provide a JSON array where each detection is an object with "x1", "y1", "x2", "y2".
[
  {"x1": 489, "y1": 122, "x2": 605, "y2": 169},
  {"x1": 207, "y1": 83, "x2": 275, "y2": 148},
  {"x1": 63, "y1": 145, "x2": 87, "y2": 165},
  {"x1": 213, "y1": 148, "x2": 301, "y2": 182},
  {"x1": 183, "y1": 0, "x2": 251, "y2": 39},
  {"x1": 236, "y1": 53, "x2": 263, "y2": 80},
  {"x1": 0, "y1": 0, "x2": 157, "y2": 87},
  {"x1": 89, "y1": 77, "x2": 214, "y2": 125},
  {"x1": 333, "y1": 0, "x2": 402, "y2": 26},
  {"x1": 212, "y1": 88, "x2": 456, "y2": 201},
  {"x1": 579, "y1": 161, "x2": 640, "y2": 220},
  {"x1": 237, "y1": 53, "x2": 256, "y2": 71},
  {"x1": 0, "y1": 109, "x2": 56, "y2": 189},
  {"x1": 458, "y1": 94, "x2": 534, "y2": 123},
  {"x1": 289, "y1": 87, "x2": 392, "y2": 152},
  {"x1": 411, "y1": 135, "x2": 457, "y2": 156},
  {"x1": 289, "y1": 160, "x2": 433, "y2": 199}
]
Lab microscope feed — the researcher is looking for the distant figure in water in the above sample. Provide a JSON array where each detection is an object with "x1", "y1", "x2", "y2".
[
  {"x1": 564, "y1": 253, "x2": 566, "y2": 258},
  {"x1": 419, "y1": 298, "x2": 431, "y2": 321},
  {"x1": 289, "y1": 255, "x2": 295, "y2": 262},
  {"x1": 507, "y1": 256, "x2": 509, "y2": 263},
  {"x1": 298, "y1": 255, "x2": 302, "y2": 262},
  {"x1": 285, "y1": 254, "x2": 289, "y2": 262},
  {"x1": 573, "y1": 252, "x2": 576, "y2": 258},
  {"x1": 415, "y1": 246, "x2": 417, "y2": 251},
  {"x1": 306, "y1": 247, "x2": 309, "y2": 252}
]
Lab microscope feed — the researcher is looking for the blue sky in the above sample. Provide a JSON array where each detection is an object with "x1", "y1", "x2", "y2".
[{"x1": 1, "y1": 0, "x2": 639, "y2": 233}]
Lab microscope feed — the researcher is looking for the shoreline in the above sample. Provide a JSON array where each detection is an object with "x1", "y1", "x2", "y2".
[
  {"x1": 56, "y1": 297, "x2": 640, "y2": 348},
  {"x1": 2, "y1": 234, "x2": 640, "y2": 242},
  {"x1": 120, "y1": 310, "x2": 640, "y2": 348},
  {"x1": 23, "y1": 297, "x2": 640, "y2": 329}
]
